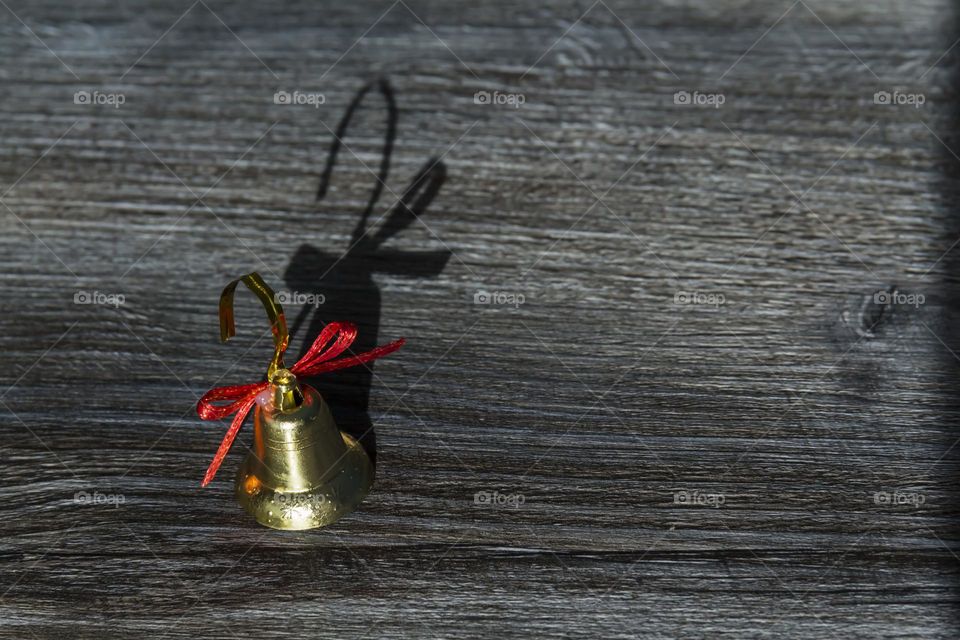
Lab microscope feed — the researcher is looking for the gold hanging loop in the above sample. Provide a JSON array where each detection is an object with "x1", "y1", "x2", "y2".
[{"x1": 218, "y1": 272, "x2": 288, "y2": 379}]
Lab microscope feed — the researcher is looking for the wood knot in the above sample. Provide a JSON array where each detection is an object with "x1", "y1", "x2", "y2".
[{"x1": 844, "y1": 286, "x2": 897, "y2": 338}]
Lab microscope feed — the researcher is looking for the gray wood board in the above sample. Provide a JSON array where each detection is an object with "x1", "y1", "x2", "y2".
[{"x1": 0, "y1": 0, "x2": 959, "y2": 638}]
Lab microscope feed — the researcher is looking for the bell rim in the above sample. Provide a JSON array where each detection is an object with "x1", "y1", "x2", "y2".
[{"x1": 234, "y1": 431, "x2": 374, "y2": 531}]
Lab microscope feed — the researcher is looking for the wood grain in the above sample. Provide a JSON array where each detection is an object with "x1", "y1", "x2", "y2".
[{"x1": 1, "y1": 0, "x2": 959, "y2": 637}]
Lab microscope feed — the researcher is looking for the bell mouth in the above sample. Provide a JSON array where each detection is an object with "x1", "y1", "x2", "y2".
[{"x1": 235, "y1": 430, "x2": 374, "y2": 530}]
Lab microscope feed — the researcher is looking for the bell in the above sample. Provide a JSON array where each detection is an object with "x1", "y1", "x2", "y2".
[
  {"x1": 197, "y1": 272, "x2": 402, "y2": 530},
  {"x1": 235, "y1": 367, "x2": 374, "y2": 530}
]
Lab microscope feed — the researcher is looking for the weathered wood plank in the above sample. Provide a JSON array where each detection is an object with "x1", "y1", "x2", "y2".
[{"x1": 1, "y1": 0, "x2": 959, "y2": 638}]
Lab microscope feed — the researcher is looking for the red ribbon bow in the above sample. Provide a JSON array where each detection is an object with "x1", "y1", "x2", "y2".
[{"x1": 196, "y1": 321, "x2": 404, "y2": 486}]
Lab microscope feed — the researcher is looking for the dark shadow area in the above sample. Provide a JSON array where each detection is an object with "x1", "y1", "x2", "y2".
[
  {"x1": 935, "y1": 4, "x2": 960, "y2": 630},
  {"x1": 284, "y1": 78, "x2": 451, "y2": 466}
]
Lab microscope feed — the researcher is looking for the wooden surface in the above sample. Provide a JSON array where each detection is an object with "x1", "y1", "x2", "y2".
[{"x1": 1, "y1": 0, "x2": 960, "y2": 637}]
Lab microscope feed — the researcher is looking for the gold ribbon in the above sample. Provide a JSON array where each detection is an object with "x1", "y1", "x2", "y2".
[{"x1": 217, "y1": 272, "x2": 289, "y2": 379}]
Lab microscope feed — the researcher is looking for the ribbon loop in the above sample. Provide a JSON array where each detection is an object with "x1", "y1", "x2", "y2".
[
  {"x1": 292, "y1": 321, "x2": 358, "y2": 374},
  {"x1": 219, "y1": 272, "x2": 289, "y2": 380}
]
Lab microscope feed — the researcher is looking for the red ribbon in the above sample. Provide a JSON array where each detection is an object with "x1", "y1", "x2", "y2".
[{"x1": 196, "y1": 321, "x2": 404, "y2": 486}]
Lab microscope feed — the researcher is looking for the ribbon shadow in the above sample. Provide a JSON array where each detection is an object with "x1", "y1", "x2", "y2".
[{"x1": 284, "y1": 78, "x2": 451, "y2": 466}]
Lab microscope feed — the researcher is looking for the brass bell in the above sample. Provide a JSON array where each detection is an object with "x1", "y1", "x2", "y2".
[
  {"x1": 236, "y1": 367, "x2": 374, "y2": 530},
  {"x1": 196, "y1": 273, "x2": 401, "y2": 531}
]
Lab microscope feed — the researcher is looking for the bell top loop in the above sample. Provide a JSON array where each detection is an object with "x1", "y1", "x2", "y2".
[
  {"x1": 218, "y1": 272, "x2": 289, "y2": 379},
  {"x1": 269, "y1": 368, "x2": 304, "y2": 412}
]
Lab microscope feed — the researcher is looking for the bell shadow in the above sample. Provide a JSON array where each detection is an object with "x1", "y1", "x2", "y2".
[{"x1": 283, "y1": 78, "x2": 451, "y2": 467}]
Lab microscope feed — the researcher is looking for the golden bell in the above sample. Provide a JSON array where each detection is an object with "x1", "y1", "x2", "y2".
[{"x1": 235, "y1": 367, "x2": 374, "y2": 530}]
